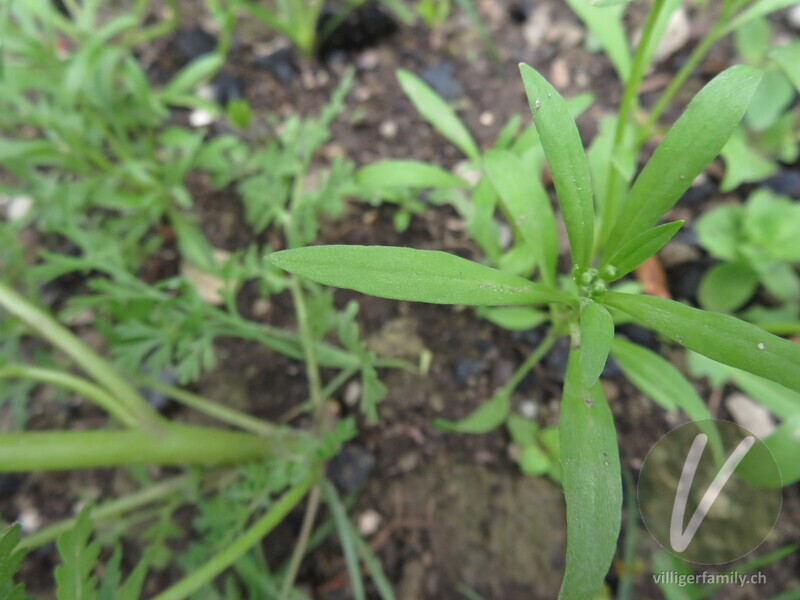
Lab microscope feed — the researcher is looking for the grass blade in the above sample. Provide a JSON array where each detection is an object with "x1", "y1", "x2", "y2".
[
  {"x1": 519, "y1": 64, "x2": 594, "y2": 269},
  {"x1": 268, "y1": 246, "x2": 574, "y2": 306},
  {"x1": 559, "y1": 349, "x2": 621, "y2": 600}
]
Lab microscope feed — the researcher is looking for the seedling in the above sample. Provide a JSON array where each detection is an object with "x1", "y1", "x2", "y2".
[
  {"x1": 268, "y1": 58, "x2": 800, "y2": 598},
  {"x1": 696, "y1": 188, "x2": 800, "y2": 325}
]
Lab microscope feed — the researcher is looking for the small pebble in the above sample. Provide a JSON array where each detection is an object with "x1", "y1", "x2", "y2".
[
  {"x1": 357, "y1": 509, "x2": 382, "y2": 536},
  {"x1": 344, "y1": 381, "x2": 362, "y2": 407},
  {"x1": 4, "y1": 195, "x2": 33, "y2": 220},
  {"x1": 788, "y1": 4, "x2": 800, "y2": 30},
  {"x1": 379, "y1": 120, "x2": 398, "y2": 139},
  {"x1": 420, "y1": 61, "x2": 464, "y2": 100},
  {"x1": 18, "y1": 507, "x2": 41, "y2": 533},
  {"x1": 189, "y1": 109, "x2": 215, "y2": 127},
  {"x1": 519, "y1": 400, "x2": 537, "y2": 419},
  {"x1": 479, "y1": 111, "x2": 495, "y2": 126}
]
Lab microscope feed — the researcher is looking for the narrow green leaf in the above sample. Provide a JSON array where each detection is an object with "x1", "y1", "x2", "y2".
[
  {"x1": 268, "y1": 246, "x2": 573, "y2": 306},
  {"x1": 170, "y1": 212, "x2": 216, "y2": 272},
  {"x1": 563, "y1": 0, "x2": 631, "y2": 80},
  {"x1": 739, "y1": 413, "x2": 800, "y2": 486},
  {"x1": 519, "y1": 64, "x2": 595, "y2": 269},
  {"x1": 579, "y1": 300, "x2": 614, "y2": 388},
  {"x1": 483, "y1": 149, "x2": 558, "y2": 285},
  {"x1": 397, "y1": 69, "x2": 480, "y2": 159},
  {"x1": 603, "y1": 292, "x2": 800, "y2": 393},
  {"x1": 162, "y1": 54, "x2": 223, "y2": 100},
  {"x1": 611, "y1": 337, "x2": 711, "y2": 422},
  {"x1": 352, "y1": 529, "x2": 397, "y2": 600},
  {"x1": 723, "y1": 0, "x2": 800, "y2": 35},
  {"x1": 689, "y1": 352, "x2": 800, "y2": 420},
  {"x1": 322, "y1": 482, "x2": 365, "y2": 600},
  {"x1": 434, "y1": 390, "x2": 509, "y2": 434},
  {"x1": 559, "y1": 349, "x2": 621, "y2": 600},
  {"x1": 355, "y1": 160, "x2": 469, "y2": 190},
  {"x1": 770, "y1": 42, "x2": 800, "y2": 92},
  {"x1": 698, "y1": 262, "x2": 759, "y2": 313},
  {"x1": 604, "y1": 220, "x2": 683, "y2": 280},
  {"x1": 479, "y1": 306, "x2": 547, "y2": 331},
  {"x1": 603, "y1": 66, "x2": 762, "y2": 259}
]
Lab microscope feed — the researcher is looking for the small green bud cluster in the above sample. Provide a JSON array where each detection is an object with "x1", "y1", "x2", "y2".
[{"x1": 574, "y1": 265, "x2": 616, "y2": 298}]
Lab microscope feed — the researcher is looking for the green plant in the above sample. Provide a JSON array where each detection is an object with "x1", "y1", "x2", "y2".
[
  {"x1": 234, "y1": 0, "x2": 412, "y2": 57},
  {"x1": 266, "y1": 54, "x2": 800, "y2": 600},
  {"x1": 415, "y1": 0, "x2": 450, "y2": 27},
  {"x1": 720, "y1": 21, "x2": 800, "y2": 190},
  {"x1": 695, "y1": 188, "x2": 800, "y2": 328},
  {"x1": 1, "y1": 2, "x2": 412, "y2": 596}
]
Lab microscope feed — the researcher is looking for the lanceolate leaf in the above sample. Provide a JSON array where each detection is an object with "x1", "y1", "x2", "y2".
[
  {"x1": 604, "y1": 220, "x2": 683, "y2": 280},
  {"x1": 602, "y1": 292, "x2": 800, "y2": 393},
  {"x1": 355, "y1": 160, "x2": 469, "y2": 190},
  {"x1": 579, "y1": 300, "x2": 614, "y2": 388},
  {"x1": 483, "y1": 149, "x2": 558, "y2": 285},
  {"x1": 612, "y1": 337, "x2": 711, "y2": 421},
  {"x1": 397, "y1": 69, "x2": 480, "y2": 160},
  {"x1": 268, "y1": 246, "x2": 573, "y2": 306},
  {"x1": 519, "y1": 64, "x2": 595, "y2": 269},
  {"x1": 434, "y1": 390, "x2": 509, "y2": 434},
  {"x1": 559, "y1": 349, "x2": 621, "y2": 600},
  {"x1": 739, "y1": 413, "x2": 800, "y2": 486},
  {"x1": 603, "y1": 66, "x2": 762, "y2": 259},
  {"x1": 769, "y1": 42, "x2": 800, "y2": 92}
]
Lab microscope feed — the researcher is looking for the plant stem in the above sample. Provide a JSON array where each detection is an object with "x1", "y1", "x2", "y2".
[
  {"x1": 642, "y1": 4, "x2": 733, "y2": 135},
  {"x1": 277, "y1": 278, "x2": 333, "y2": 595},
  {"x1": 0, "y1": 281, "x2": 162, "y2": 429},
  {"x1": 134, "y1": 375, "x2": 277, "y2": 436},
  {"x1": 0, "y1": 365, "x2": 139, "y2": 427},
  {"x1": 503, "y1": 330, "x2": 560, "y2": 394},
  {"x1": 596, "y1": 0, "x2": 668, "y2": 254},
  {"x1": 0, "y1": 423, "x2": 299, "y2": 471},
  {"x1": 152, "y1": 477, "x2": 314, "y2": 600},
  {"x1": 17, "y1": 474, "x2": 191, "y2": 549},
  {"x1": 279, "y1": 482, "x2": 322, "y2": 598},
  {"x1": 289, "y1": 277, "x2": 326, "y2": 431}
]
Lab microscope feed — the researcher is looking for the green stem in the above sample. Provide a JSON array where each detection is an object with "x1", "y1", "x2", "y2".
[
  {"x1": 596, "y1": 0, "x2": 668, "y2": 254},
  {"x1": 278, "y1": 279, "x2": 331, "y2": 594},
  {"x1": 642, "y1": 4, "x2": 733, "y2": 135},
  {"x1": 152, "y1": 478, "x2": 314, "y2": 600},
  {"x1": 0, "y1": 365, "x2": 139, "y2": 427},
  {"x1": 17, "y1": 474, "x2": 191, "y2": 549},
  {"x1": 0, "y1": 423, "x2": 298, "y2": 471},
  {"x1": 502, "y1": 330, "x2": 560, "y2": 394},
  {"x1": 289, "y1": 277, "x2": 326, "y2": 431},
  {"x1": 279, "y1": 482, "x2": 322, "y2": 597},
  {"x1": 134, "y1": 375, "x2": 277, "y2": 436},
  {"x1": 0, "y1": 281, "x2": 162, "y2": 428}
]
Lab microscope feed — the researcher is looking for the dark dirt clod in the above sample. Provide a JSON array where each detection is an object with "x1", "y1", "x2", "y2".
[
  {"x1": 253, "y1": 46, "x2": 299, "y2": 85},
  {"x1": 325, "y1": 445, "x2": 376, "y2": 494},
  {"x1": 172, "y1": 27, "x2": 217, "y2": 64},
  {"x1": 316, "y1": 4, "x2": 398, "y2": 60}
]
